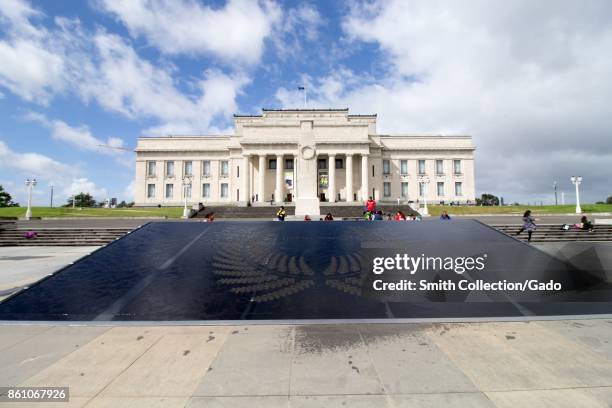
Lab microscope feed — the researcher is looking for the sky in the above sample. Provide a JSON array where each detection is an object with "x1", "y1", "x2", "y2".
[{"x1": 1, "y1": 0, "x2": 611, "y2": 206}]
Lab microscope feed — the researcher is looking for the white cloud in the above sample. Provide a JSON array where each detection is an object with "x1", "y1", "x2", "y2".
[
  {"x1": 80, "y1": 32, "x2": 250, "y2": 134},
  {"x1": 97, "y1": 0, "x2": 281, "y2": 64},
  {"x1": 275, "y1": 0, "x2": 612, "y2": 203},
  {"x1": 23, "y1": 111, "x2": 126, "y2": 153},
  {"x1": 64, "y1": 177, "x2": 108, "y2": 200},
  {"x1": 0, "y1": 0, "x2": 252, "y2": 135},
  {"x1": 0, "y1": 140, "x2": 111, "y2": 204},
  {"x1": 272, "y1": 4, "x2": 325, "y2": 59},
  {"x1": 0, "y1": 1, "x2": 65, "y2": 103}
]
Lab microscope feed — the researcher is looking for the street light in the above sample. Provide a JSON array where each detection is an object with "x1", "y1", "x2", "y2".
[
  {"x1": 553, "y1": 181, "x2": 558, "y2": 206},
  {"x1": 570, "y1": 176, "x2": 582, "y2": 214},
  {"x1": 418, "y1": 175, "x2": 430, "y2": 216},
  {"x1": 182, "y1": 175, "x2": 193, "y2": 219},
  {"x1": 25, "y1": 178, "x2": 37, "y2": 220},
  {"x1": 49, "y1": 183, "x2": 54, "y2": 208}
]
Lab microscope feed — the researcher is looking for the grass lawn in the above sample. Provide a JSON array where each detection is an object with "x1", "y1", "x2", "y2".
[
  {"x1": 422, "y1": 204, "x2": 612, "y2": 216},
  {"x1": 0, "y1": 206, "x2": 185, "y2": 219}
]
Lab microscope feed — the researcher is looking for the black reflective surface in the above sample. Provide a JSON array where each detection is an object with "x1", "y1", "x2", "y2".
[{"x1": 0, "y1": 220, "x2": 611, "y2": 321}]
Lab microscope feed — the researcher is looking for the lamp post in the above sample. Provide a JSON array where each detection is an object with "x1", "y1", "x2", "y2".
[
  {"x1": 570, "y1": 176, "x2": 582, "y2": 214},
  {"x1": 418, "y1": 175, "x2": 430, "y2": 216},
  {"x1": 553, "y1": 181, "x2": 558, "y2": 206},
  {"x1": 182, "y1": 175, "x2": 193, "y2": 219},
  {"x1": 49, "y1": 183, "x2": 54, "y2": 208},
  {"x1": 25, "y1": 178, "x2": 37, "y2": 220}
]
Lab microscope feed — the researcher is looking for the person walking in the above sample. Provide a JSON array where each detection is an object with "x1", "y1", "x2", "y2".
[
  {"x1": 276, "y1": 206, "x2": 287, "y2": 221},
  {"x1": 516, "y1": 210, "x2": 536, "y2": 242}
]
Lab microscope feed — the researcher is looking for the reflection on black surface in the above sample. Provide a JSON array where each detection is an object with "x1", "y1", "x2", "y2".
[{"x1": 0, "y1": 220, "x2": 610, "y2": 321}]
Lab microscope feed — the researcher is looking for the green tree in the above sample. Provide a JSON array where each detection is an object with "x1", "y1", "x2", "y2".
[
  {"x1": 65, "y1": 192, "x2": 96, "y2": 207},
  {"x1": 606, "y1": 196, "x2": 612, "y2": 205},
  {"x1": 0, "y1": 185, "x2": 19, "y2": 207},
  {"x1": 476, "y1": 193, "x2": 500, "y2": 206}
]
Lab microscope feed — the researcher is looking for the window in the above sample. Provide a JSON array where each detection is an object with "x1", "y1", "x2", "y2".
[
  {"x1": 436, "y1": 160, "x2": 444, "y2": 175},
  {"x1": 202, "y1": 183, "x2": 210, "y2": 198},
  {"x1": 147, "y1": 184, "x2": 155, "y2": 198},
  {"x1": 383, "y1": 182, "x2": 391, "y2": 197},
  {"x1": 165, "y1": 183, "x2": 174, "y2": 198},
  {"x1": 318, "y1": 158, "x2": 327, "y2": 170},
  {"x1": 285, "y1": 158, "x2": 294, "y2": 170},
  {"x1": 220, "y1": 161, "x2": 229, "y2": 176},
  {"x1": 220, "y1": 183, "x2": 229, "y2": 198},
  {"x1": 418, "y1": 160, "x2": 426, "y2": 175},
  {"x1": 184, "y1": 161, "x2": 192, "y2": 176},
  {"x1": 184, "y1": 185, "x2": 192, "y2": 198},
  {"x1": 455, "y1": 182, "x2": 463, "y2": 196},
  {"x1": 335, "y1": 158, "x2": 343, "y2": 169},
  {"x1": 383, "y1": 160, "x2": 390, "y2": 175},
  {"x1": 146, "y1": 161, "x2": 156, "y2": 177},
  {"x1": 372, "y1": 165, "x2": 375, "y2": 177},
  {"x1": 400, "y1": 160, "x2": 408, "y2": 175},
  {"x1": 437, "y1": 182, "x2": 445, "y2": 196},
  {"x1": 419, "y1": 182, "x2": 425, "y2": 197},
  {"x1": 454, "y1": 160, "x2": 462, "y2": 175},
  {"x1": 268, "y1": 159, "x2": 277, "y2": 170},
  {"x1": 165, "y1": 161, "x2": 174, "y2": 177},
  {"x1": 202, "y1": 160, "x2": 211, "y2": 176},
  {"x1": 401, "y1": 182, "x2": 409, "y2": 198}
]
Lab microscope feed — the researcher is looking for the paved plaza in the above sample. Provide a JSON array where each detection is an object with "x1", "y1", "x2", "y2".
[
  {"x1": 1, "y1": 320, "x2": 612, "y2": 407},
  {"x1": 1, "y1": 218, "x2": 611, "y2": 407}
]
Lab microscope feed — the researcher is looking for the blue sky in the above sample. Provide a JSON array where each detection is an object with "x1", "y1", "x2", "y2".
[{"x1": 1, "y1": 0, "x2": 611, "y2": 206}]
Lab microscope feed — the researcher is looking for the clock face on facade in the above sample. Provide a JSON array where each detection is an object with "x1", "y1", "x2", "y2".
[{"x1": 300, "y1": 145, "x2": 316, "y2": 160}]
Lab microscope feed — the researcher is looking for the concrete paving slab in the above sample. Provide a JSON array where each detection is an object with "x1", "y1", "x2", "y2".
[
  {"x1": 21, "y1": 327, "x2": 165, "y2": 397},
  {"x1": 425, "y1": 323, "x2": 581, "y2": 391},
  {"x1": 86, "y1": 396, "x2": 189, "y2": 408},
  {"x1": 187, "y1": 396, "x2": 288, "y2": 407},
  {"x1": 2, "y1": 397, "x2": 91, "y2": 408},
  {"x1": 290, "y1": 394, "x2": 389, "y2": 407},
  {"x1": 102, "y1": 330, "x2": 229, "y2": 397},
  {"x1": 0, "y1": 326, "x2": 109, "y2": 386},
  {"x1": 539, "y1": 319, "x2": 612, "y2": 359},
  {"x1": 290, "y1": 331, "x2": 384, "y2": 396},
  {"x1": 0, "y1": 325, "x2": 51, "y2": 351},
  {"x1": 486, "y1": 388, "x2": 609, "y2": 408},
  {"x1": 491, "y1": 322, "x2": 612, "y2": 387},
  {"x1": 194, "y1": 326, "x2": 293, "y2": 396},
  {"x1": 390, "y1": 392, "x2": 495, "y2": 407},
  {"x1": 362, "y1": 328, "x2": 479, "y2": 394}
]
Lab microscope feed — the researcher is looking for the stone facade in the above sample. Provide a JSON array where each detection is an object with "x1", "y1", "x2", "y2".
[{"x1": 134, "y1": 109, "x2": 475, "y2": 207}]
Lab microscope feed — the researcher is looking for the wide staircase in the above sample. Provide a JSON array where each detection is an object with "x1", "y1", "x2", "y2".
[
  {"x1": 0, "y1": 226, "x2": 133, "y2": 246},
  {"x1": 193, "y1": 204, "x2": 419, "y2": 219},
  {"x1": 492, "y1": 224, "x2": 612, "y2": 243}
]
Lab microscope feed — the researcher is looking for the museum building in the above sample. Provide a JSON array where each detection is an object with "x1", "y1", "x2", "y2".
[{"x1": 134, "y1": 109, "x2": 475, "y2": 209}]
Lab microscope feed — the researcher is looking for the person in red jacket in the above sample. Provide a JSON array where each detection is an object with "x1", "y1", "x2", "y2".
[
  {"x1": 366, "y1": 197, "x2": 376, "y2": 213},
  {"x1": 394, "y1": 211, "x2": 406, "y2": 221}
]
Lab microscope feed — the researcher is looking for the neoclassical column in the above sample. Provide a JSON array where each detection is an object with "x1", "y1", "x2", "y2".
[
  {"x1": 242, "y1": 154, "x2": 250, "y2": 204},
  {"x1": 361, "y1": 153, "x2": 369, "y2": 201},
  {"x1": 345, "y1": 154, "x2": 353, "y2": 202},
  {"x1": 275, "y1": 154, "x2": 283, "y2": 204},
  {"x1": 328, "y1": 154, "x2": 336, "y2": 203},
  {"x1": 258, "y1": 155, "x2": 266, "y2": 202}
]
